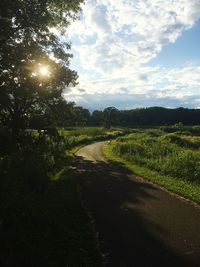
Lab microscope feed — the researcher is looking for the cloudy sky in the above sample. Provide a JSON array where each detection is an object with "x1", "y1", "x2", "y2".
[{"x1": 64, "y1": 0, "x2": 200, "y2": 110}]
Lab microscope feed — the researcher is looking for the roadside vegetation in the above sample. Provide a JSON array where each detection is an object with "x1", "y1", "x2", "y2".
[
  {"x1": 104, "y1": 124, "x2": 200, "y2": 204},
  {"x1": 60, "y1": 127, "x2": 124, "y2": 151},
  {"x1": 0, "y1": 127, "x2": 122, "y2": 266},
  {"x1": 0, "y1": 0, "x2": 124, "y2": 264}
]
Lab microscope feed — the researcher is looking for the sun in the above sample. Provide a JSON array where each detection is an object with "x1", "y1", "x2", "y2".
[
  {"x1": 30, "y1": 63, "x2": 51, "y2": 80},
  {"x1": 39, "y1": 65, "x2": 49, "y2": 77}
]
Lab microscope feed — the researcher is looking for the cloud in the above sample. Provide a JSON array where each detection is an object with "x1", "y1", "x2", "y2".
[
  {"x1": 64, "y1": 64, "x2": 200, "y2": 109},
  {"x1": 65, "y1": 65, "x2": 200, "y2": 95},
  {"x1": 64, "y1": 92, "x2": 200, "y2": 111},
  {"x1": 69, "y1": 0, "x2": 200, "y2": 74},
  {"x1": 66, "y1": 0, "x2": 200, "y2": 109}
]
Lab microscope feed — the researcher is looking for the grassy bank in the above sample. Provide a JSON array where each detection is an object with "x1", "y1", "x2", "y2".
[
  {"x1": 0, "y1": 127, "x2": 123, "y2": 266},
  {"x1": 103, "y1": 126, "x2": 200, "y2": 205}
]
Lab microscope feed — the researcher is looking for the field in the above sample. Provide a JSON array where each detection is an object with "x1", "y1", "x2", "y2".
[
  {"x1": 0, "y1": 127, "x2": 124, "y2": 266},
  {"x1": 60, "y1": 127, "x2": 124, "y2": 152},
  {"x1": 104, "y1": 125, "x2": 200, "y2": 204}
]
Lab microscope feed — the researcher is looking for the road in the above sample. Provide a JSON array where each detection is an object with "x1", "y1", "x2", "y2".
[{"x1": 75, "y1": 141, "x2": 200, "y2": 266}]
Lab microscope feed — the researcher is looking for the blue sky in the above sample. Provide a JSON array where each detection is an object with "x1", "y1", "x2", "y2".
[
  {"x1": 64, "y1": 0, "x2": 200, "y2": 110},
  {"x1": 150, "y1": 19, "x2": 200, "y2": 68}
]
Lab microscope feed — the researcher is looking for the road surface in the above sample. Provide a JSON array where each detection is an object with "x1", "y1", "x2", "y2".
[{"x1": 75, "y1": 141, "x2": 200, "y2": 266}]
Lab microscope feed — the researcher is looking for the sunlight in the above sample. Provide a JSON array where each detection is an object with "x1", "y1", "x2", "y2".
[
  {"x1": 31, "y1": 63, "x2": 51, "y2": 80},
  {"x1": 39, "y1": 65, "x2": 49, "y2": 77}
]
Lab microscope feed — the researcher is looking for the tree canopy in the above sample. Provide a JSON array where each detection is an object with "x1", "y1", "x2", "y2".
[
  {"x1": 0, "y1": 0, "x2": 83, "y2": 134},
  {"x1": 89, "y1": 107, "x2": 200, "y2": 127}
]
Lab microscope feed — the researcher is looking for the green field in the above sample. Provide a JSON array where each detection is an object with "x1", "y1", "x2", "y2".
[
  {"x1": 60, "y1": 127, "x2": 124, "y2": 152},
  {"x1": 104, "y1": 125, "x2": 200, "y2": 204}
]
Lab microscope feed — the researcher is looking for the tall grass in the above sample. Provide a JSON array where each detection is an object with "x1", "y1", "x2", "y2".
[
  {"x1": 59, "y1": 127, "x2": 124, "y2": 150},
  {"x1": 112, "y1": 127, "x2": 200, "y2": 182}
]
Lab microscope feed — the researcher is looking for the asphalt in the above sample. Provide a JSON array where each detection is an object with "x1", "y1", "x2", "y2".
[{"x1": 75, "y1": 141, "x2": 200, "y2": 267}]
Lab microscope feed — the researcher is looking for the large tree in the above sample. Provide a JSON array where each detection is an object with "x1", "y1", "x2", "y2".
[
  {"x1": 0, "y1": 0, "x2": 83, "y2": 135},
  {"x1": 103, "y1": 107, "x2": 119, "y2": 129}
]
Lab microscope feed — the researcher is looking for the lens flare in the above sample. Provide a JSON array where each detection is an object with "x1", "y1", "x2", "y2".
[{"x1": 39, "y1": 66, "x2": 49, "y2": 76}]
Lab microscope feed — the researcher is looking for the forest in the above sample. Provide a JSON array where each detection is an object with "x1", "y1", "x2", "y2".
[{"x1": 50, "y1": 105, "x2": 200, "y2": 128}]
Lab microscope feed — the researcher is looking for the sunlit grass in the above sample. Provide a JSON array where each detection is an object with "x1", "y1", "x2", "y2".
[{"x1": 103, "y1": 126, "x2": 200, "y2": 204}]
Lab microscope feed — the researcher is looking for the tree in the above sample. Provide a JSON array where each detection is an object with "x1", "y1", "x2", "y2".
[
  {"x1": 91, "y1": 110, "x2": 104, "y2": 126},
  {"x1": 29, "y1": 100, "x2": 77, "y2": 129},
  {"x1": 74, "y1": 106, "x2": 91, "y2": 126},
  {"x1": 103, "y1": 107, "x2": 119, "y2": 129},
  {"x1": 0, "y1": 0, "x2": 83, "y2": 135}
]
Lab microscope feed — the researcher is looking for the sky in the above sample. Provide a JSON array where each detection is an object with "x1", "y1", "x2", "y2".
[{"x1": 63, "y1": 0, "x2": 200, "y2": 111}]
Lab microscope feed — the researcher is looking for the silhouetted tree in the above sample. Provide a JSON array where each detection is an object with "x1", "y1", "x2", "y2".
[
  {"x1": 115, "y1": 107, "x2": 200, "y2": 127},
  {"x1": 74, "y1": 106, "x2": 91, "y2": 126},
  {"x1": 0, "y1": 0, "x2": 83, "y2": 136},
  {"x1": 88, "y1": 107, "x2": 200, "y2": 128},
  {"x1": 91, "y1": 110, "x2": 104, "y2": 126},
  {"x1": 103, "y1": 107, "x2": 119, "y2": 129}
]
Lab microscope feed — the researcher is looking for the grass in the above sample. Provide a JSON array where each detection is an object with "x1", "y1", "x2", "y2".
[
  {"x1": 0, "y1": 168, "x2": 102, "y2": 266},
  {"x1": 59, "y1": 127, "x2": 125, "y2": 150},
  {"x1": 1, "y1": 127, "x2": 125, "y2": 266},
  {"x1": 103, "y1": 126, "x2": 200, "y2": 205},
  {"x1": 5, "y1": 125, "x2": 200, "y2": 266}
]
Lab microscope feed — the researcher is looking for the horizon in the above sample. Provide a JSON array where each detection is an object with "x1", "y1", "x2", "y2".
[
  {"x1": 63, "y1": 0, "x2": 200, "y2": 110},
  {"x1": 76, "y1": 105, "x2": 200, "y2": 113}
]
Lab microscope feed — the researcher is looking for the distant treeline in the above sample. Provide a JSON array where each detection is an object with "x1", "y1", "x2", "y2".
[
  {"x1": 90, "y1": 107, "x2": 200, "y2": 128},
  {"x1": 4, "y1": 102, "x2": 200, "y2": 131},
  {"x1": 36, "y1": 104, "x2": 200, "y2": 128}
]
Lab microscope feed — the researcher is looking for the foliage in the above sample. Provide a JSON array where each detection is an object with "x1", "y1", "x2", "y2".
[
  {"x1": 90, "y1": 110, "x2": 104, "y2": 126},
  {"x1": 111, "y1": 127, "x2": 200, "y2": 182},
  {"x1": 90, "y1": 107, "x2": 200, "y2": 127},
  {"x1": 60, "y1": 127, "x2": 124, "y2": 149},
  {"x1": 0, "y1": 127, "x2": 113, "y2": 266},
  {"x1": 102, "y1": 107, "x2": 119, "y2": 129},
  {"x1": 0, "y1": 0, "x2": 83, "y2": 134},
  {"x1": 103, "y1": 144, "x2": 200, "y2": 205},
  {"x1": 0, "y1": 126, "x2": 128, "y2": 266}
]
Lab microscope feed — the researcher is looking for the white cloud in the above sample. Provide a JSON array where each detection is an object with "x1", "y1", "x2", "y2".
[
  {"x1": 68, "y1": 0, "x2": 200, "y2": 74},
  {"x1": 64, "y1": 91, "x2": 200, "y2": 110},
  {"x1": 65, "y1": 0, "x2": 200, "y2": 109},
  {"x1": 68, "y1": 64, "x2": 200, "y2": 102}
]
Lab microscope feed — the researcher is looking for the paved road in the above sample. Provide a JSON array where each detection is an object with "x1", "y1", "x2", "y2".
[{"x1": 75, "y1": 141, "x2": 200, "y2": 267}]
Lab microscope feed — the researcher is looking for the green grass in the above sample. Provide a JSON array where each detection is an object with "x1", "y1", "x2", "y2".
[
  {"x1": 5, "y1": 125, "x2": 200, "y2": 266},
  {"x1": 103, "y1": 127, "x2": 200, "y2": 205},
  {"x1": 59, "y1": 127, "x2": 125, "y2": 150},
  {"x1": 1, "y1": 127, "x2": 118, "y2": 266},
  {"x1": 61, "y1": 127, "x2": 125, "y2": 157},
  {"x1": 0, "y1": 167, "x2": 102, "y2": 266}
]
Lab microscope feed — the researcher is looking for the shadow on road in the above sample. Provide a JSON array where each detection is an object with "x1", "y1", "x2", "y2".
[{"x1": 74, "y1": 156, "x2": 200, "y2": 267}]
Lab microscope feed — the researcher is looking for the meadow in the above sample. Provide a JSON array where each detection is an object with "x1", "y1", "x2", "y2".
[{"x1": 104, "y1": 125, "x2": 200, "y2": 204}]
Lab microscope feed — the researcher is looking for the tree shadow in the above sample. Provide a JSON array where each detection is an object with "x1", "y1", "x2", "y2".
[
  {"x1": 74, "y1": 156, "x2": 200, "y2": 267},
  {"x1": 0, "y1": 168, "x2": 102, "y2": 267}
]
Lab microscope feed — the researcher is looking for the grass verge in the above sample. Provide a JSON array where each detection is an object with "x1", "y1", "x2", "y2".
[
  {"x1": 103, "y1": 142, "x2": 200, "y2": 205},
  {"x1": 0, "y1": 128, "x2": 108, "y2": 266},
  {"x1": 0, "y1": 127, "x2": 129, "y2": 266}
]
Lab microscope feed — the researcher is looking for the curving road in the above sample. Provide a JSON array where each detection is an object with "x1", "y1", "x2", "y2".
[{"x1": 75, "y1": 142, "x2": 200, "y2": 267}]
